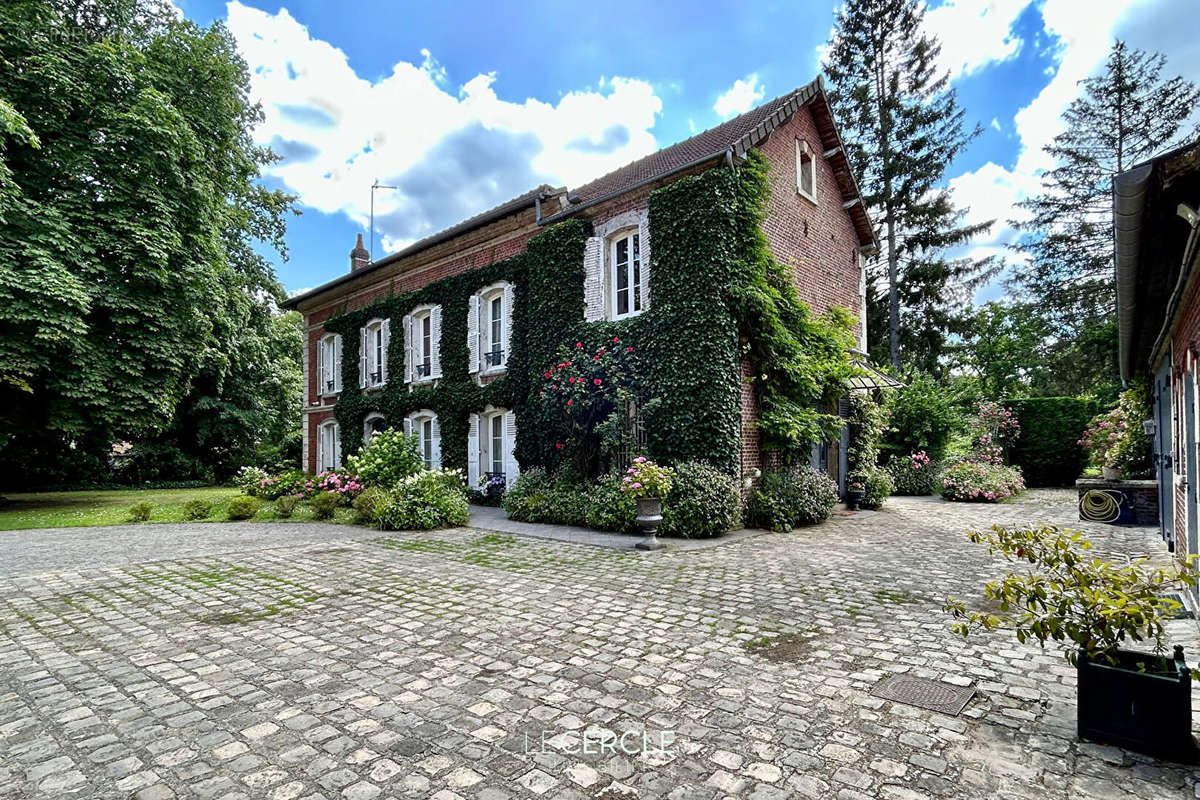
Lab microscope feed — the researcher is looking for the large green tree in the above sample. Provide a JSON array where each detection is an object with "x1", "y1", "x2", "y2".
[
  {"x1": 0, "y1": 0, "x2": 294, "y2": 484},
  {"x1": 1011, "y1": 41, "x2": 1200, "y2": 394},
  {"x1": 955, "y1": 301, "x2": 1049, "y2": 400},
  {"x1": 825, "y1": 0, "x2": 995, "y2": 373}
]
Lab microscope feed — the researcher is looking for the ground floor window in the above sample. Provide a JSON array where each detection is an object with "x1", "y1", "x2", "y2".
[
  {"x1": 468, "y1": 408, "x2": 517, "y2": 490},
  {"x1": 364, "y1": 413, "x2": 387, "y2": 441},
  {"x1": 404, "y1": 410, "x2": 441, "y2": 469},
  {"x1": 317, "y1": 420, "x2": 341, "y2": 471}
]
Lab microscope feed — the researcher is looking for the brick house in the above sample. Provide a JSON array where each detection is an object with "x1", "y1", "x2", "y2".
[
  {"x1": 1114, "y1": 139, "x2": 1200, "y2": 593},
  {"x1": 283, "y1": 77, "x2": 876, "y2": 493}
]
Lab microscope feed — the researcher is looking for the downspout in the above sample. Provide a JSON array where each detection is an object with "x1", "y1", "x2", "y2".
[{"x1": 725, "y1": 148, "x2": 735, "y2": 172}]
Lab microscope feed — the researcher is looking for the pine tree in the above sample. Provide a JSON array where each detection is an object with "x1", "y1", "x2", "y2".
[
  {"x1": 1012, "y1": 41, "x2": 1200, "y2": 393},
  {"x1": 825, "y1": 0, "x2": 994, "y2": 372}
]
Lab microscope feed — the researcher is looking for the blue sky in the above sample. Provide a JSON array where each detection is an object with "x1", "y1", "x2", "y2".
[{"x1": 176, "y1": 0, "x2": 1198, "y2": 299}]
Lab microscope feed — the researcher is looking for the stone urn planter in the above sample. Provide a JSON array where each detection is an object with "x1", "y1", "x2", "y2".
[
  {"x1": 1102, "y1": 465, "x2": 1123, "y2": 481},
  {"x1": 1077, "y1": 645, "x2": 1194, "y2": 761},
  {"x1": 846, "y1": 487, "x2": 864, "y2": 511},
  {"x1": 635, "y1": 497, "x2": 664, "y2": 551}
]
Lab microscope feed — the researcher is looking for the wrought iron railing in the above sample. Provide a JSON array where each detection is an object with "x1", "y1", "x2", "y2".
[{"x1": 484, "y1": 350, "x2": 505, "y2": 367}]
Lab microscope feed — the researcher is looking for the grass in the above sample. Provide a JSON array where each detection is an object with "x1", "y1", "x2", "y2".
[{"x1": 0, "y1": 487, "x2": 365, "y2": 530}]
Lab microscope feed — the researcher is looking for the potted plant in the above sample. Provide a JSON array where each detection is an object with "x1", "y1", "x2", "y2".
[
  {"x1": 620, "y1": 457, "x2": 673, "y2": 551},
  {"x1": 846, "y1": 480, "x2": 865, "y2": 511},
  {"x1": 1080, "y1": 406, "x2": 1129, "y2": 481},
  {"x1": 945, "y1": 524, "x2": 1199, "y2": 761}
]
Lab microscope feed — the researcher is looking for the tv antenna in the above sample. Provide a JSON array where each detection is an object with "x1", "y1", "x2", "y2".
[{"x1": 370, "y1": 179, "x2": 398, "y2": 260}]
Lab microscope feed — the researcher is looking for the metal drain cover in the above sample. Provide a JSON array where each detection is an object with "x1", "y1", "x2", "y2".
[{"x1": 870, "y1": 675, "x2": 975, "y2": 716}]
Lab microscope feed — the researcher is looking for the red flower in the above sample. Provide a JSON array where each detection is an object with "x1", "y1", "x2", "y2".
[
  {"x1": 555, "y1": 442, "x2": 563, "y2": 449},
  {"x1": 568, "y1": 376, "x2": 576, "y2": 383},
  {"x1": 575, "y1": 342, "x2": 583, "y2": 349},
  {"x1": 626, "y1": 346, "x2": 633, "y2": 352},
  {"x1": 544, "y1": 371, "x2": 552, "y2": 378},
  {"x1": 613, "y1": 336, "x2": 620, "y2": 343},
  {"x1": 593, "y1": 355, "x2": 599, "y2": 361},
  {"x1": 567, "y1": 400, "x2": 572, "y2": 406},
  {"x1": 593, "y1": 378, "x2": 602, "y2": 385}
]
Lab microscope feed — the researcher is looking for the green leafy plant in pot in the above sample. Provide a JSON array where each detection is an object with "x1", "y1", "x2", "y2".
[
  {"x1": 945, "y1": 524, "x2": 1199, "y2": 761},
  {"x1": 621, "y1": 457, "x2": 673, "y2": 551}
]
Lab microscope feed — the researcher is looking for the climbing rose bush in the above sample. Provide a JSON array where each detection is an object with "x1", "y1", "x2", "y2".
[
  {"x1": 888, "y1": 450, "x2": 941, "y2": 496},
  {"x1": 941, "y1": 460, "x2": 1025, "y2": 503},
  {"x1": 966, "y1": 401, "x2": 1021, "y2": 466}
]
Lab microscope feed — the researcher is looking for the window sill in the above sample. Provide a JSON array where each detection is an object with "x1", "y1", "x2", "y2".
[
  {"x1": 797, "y1": 189, "x2": 817, "y2": 205},
  {"x1": 609, "y1": 310, "x2": 645, "y2": 323},
  {"x1": 482, "y1": 364, "x2": 507, "y2": 376},
  {"x1": 364, "y1": 381, "x2": 388, "y2": 391}
]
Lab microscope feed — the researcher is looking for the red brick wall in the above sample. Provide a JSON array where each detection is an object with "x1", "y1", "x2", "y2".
[
  {"x1": 739, "y1": 358, "x2": 761, "y2": 478},
  {"x1": 306, "y1": 408, "x2": 338, "y2": 474}
]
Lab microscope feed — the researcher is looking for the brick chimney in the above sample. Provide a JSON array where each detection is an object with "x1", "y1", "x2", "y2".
[{"x1": 350, "y1": 233, "x2": 370, "y2": 272}]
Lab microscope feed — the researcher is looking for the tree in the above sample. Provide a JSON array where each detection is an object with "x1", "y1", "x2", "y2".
[
  {"x1": 0, "y1": 0, "x2": 294, "y2": 484},
  {"x1": 956, "y1": 302, "x2": 1050, "y2": 400},
  {"x1": 1012, "y1": 41, "x2": 1200, "y2": 394},
  {"x1": 825, "y1": 0, "x2": 995, "y2": 372}
]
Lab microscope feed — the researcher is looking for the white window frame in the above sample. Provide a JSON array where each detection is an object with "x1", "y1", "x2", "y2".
[
  {"x1": 796, "y1": 138, "x2": 817, "y2": 203},
  {"x1": 363, "y1": 318, "x2": 388, "y2": 388},
  {"x1": 363, "y1": 412, "x2": 387, "y2": 442},
  {"x1": 319, "y1": 333, "x2": 342, "y2": 396},
  {"x1": 412, "y1": 308, "x2": 433, "y2": 383},
  {"x1": 317, "y1": 420, "x2": 341, "y2": 471},
  {"x1": 404, "y1": 409, "x2": 441, "y2": 470},
  {"x1": 482, "y1": 284, "x2": 507, "y2": 373},
  {"x1": 607, "y1": 228, "x2": 643, "y2": 321}
]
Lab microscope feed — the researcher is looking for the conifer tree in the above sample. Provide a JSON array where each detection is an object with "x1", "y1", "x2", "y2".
[
  {"x1": 1012, "y1": 41, "x2": 1199, "y2": 393},
  {"x1": 825, "y1": 0, "x2": 994, "y2": 372}
]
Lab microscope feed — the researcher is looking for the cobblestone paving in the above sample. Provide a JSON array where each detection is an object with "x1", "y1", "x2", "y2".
[{"x1": 2, "y1": 491, "x2": 1198, "y2": 800}]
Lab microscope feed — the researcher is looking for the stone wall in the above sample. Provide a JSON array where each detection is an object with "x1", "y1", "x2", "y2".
[{"x1": 1076, "y1": 479, "x2": 1159, "y2": 526}]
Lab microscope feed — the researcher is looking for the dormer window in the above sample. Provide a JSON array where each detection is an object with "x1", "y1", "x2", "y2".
[
  {"x1": 318, "y1": 333, "x2": 342, "y2": 396},
  {"x1": 358, "y1": 318, "x2": 389, "y2": 389},
  {"x1": 403, "y1": 305, "x2": 442, "y2": 385},
  {"x1": 609, "y1": 229, "x2": 642, "y2": 320},
  {"x1": 796, "y1": 138, "x2": 817, "y2": 203},
  {"x1": 468, "y1": 282, "x2": 512, "y2": 376}
]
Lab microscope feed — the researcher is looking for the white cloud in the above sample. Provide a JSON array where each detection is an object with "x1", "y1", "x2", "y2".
[
  {"x1": 713, "y1": 74, "x2": 765, "y2": 119},
  {"x1": 990, "y1": 117, "x2": 1001, "y2": 132},
  {"x1": 924, "y1": 0, "x2": 1029, "y2": 79},
  {"x1": 224, "y1": 2, "x2": 662, "y2": 253}
]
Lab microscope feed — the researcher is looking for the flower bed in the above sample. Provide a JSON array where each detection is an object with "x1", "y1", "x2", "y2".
[{"x1": 940, "y1": 460, "x2": 1025, "y2": 502}]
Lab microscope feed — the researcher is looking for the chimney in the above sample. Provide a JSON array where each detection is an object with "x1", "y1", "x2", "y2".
[{"x1": 350, "y1": 233, "x2": 370, "y2": 272}]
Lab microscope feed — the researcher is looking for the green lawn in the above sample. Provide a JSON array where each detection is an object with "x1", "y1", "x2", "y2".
[{"x1": 0, "y1": 487, "x2": 361, "y2": 531}]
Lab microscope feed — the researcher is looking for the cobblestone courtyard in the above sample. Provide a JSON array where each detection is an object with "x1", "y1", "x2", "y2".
[{"x1": 2, "y1": 492, "x2": 1198, "y2": 800}]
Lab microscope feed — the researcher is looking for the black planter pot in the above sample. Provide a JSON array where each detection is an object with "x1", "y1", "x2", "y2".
[
  {"x1": 846, "y1": 490, "x2": 863, "y2": 511},
  {"x1": 1077, "y1": 645, "x2": 1195, "y2": 761}
]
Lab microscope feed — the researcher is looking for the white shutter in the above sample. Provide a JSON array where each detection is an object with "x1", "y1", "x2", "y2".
[
  {"x1": 402, "y1": 314, "x2": 413, "y2": 385},
  {"x1": 501, "y1": 284, "x2": 514, "y2": 367},
  {"x1": 381, "y1": 319, "x2": 391, "y2": 385},
  {"x1": 638, "y1": 215, "x2": 651, "y2": 311},
  {"x1": 403, "y1": 416, "x2": 413, "y2": 437},
  {"x1": 334, "y1": 335, "x2": 343, "y2": 393},
  {"x1": 430, "y1": 305, "x2": 442, "y2": 378},
  {"x1": 503, "y1": 410, "x2": 519, "y2": 487},
  {"x1": 316, "y1": 425, "x2": 325, "y2": 471},
  {"x1": 467, "y1": 414, "x2": 480, "y2": 488},
  {"x1": 467, "y1": 294, "x2": 480, "y2": 375},
  {"x1": 333, "y1": 425, "x2": 341, "y2": 469},
  {"x1": 431, "y1": 416, "x2": 441, "y2": 469},
  {"x1": 316, "y1": 336, "x2": 325, "y2": 395},
  {"x1": 583, "y1": 236, "x2": 604, "y2": 321},
  {"x1": 358, "y1": 327, "x2": 368, "y2": 389}
]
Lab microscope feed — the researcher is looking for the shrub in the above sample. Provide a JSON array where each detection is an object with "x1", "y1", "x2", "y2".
[
  {"x1": 503, "y1": 469, "x2": 556, "y2": 522},
  {"x1": 235, "y1": 465, "x2": 270, "y2": 497},
  {"x1": 882, "y1": 373, "x2": 964, "y2": 462},
  {"x1": 660, "y1": 462, "x2": 740, "y2": 538},
  {"x1": 256, "y1": 469, "x2": 306, "y2": 501},
  {"x1": 887, "y1": 451, "x2": 940, "y2": 496},
  {"x1": 746, "y1": 466, "x2": 837, "y2": 531},
  {"x1": 128, "y1": 501, "x2": 152, "y2": 522},
  {"x1": 182, "y1": 499, "x2": 212, "y2": 520},
  {"x1": 585, "y1": 472, "x2": 639, "y2": 533},
  {"x1": 1111, "y1": 386, "x2": 1152, "y2": 475},
  {"x1": 346, "y1": 429, "x2": 423, "y2": 488},
  {"x1": 846, "y1": 394, "x2": 892, "y2": 509},
  {"x1": 376, "y1": 470, "x2": 469, "y2": 531},
  {"x1": 940, "y1": 460, "x2": 1025, "y2": 502},
  {"x1": 310, "y1": 491, "x2": 341, "y2": 521},
  {"x1": 226, "y1": 496, "x2": 259, "y2": 520},
  {"x1": 274, "y1": 495, "x2": 299, "y2": 518},
  {"x1": 352, "y1": 486, "x2": 388, "y2": 525},
  {"x1": 1006, "y1": 397, "x2": 1102, "y2": 487}
]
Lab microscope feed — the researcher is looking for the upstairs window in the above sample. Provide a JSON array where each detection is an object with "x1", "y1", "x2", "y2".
[
  {"x1": 404, "y1": 305, "x2": 442, "y2": 384},
  {"x1": 318, "y1": 333, "x2": 342, "y2": 395},
  {"x1": 359, "y1": 318, "x2": 389, "y2": 389},
  {"x1": 609, "y1": 229, "x2": 642, "y2": 320},
  {"x1": 796, "y1": 139, "x2": 817, "y2": 203},
  {"x1": 468, "y1": 283, "x2": 512, "y2": 375}
]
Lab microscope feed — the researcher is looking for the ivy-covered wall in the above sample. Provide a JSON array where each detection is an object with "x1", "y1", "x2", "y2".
[{"x1": 321, "y1": 152, "x2": 855, "y2": 480}]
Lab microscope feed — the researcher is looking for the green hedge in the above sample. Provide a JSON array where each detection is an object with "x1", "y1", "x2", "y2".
[{"x1": 1005, "y1": 397, "x2": 1103, "y2": 487}]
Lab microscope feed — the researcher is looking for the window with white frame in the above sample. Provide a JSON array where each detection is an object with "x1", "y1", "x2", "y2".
[
  {"x1": 363, "y1": 413, "x2": 387, "y2": 442},
  {"x1": 467, "y1": 283, "x2": 512, "y2": 375},
  {"x1": 796, "y1": 138, "x2": 817, "y2": 203},
  {"x1": 466, "y1": 407, "x2": 517, "y2": 490},
  {"x1": 318, "y1": 333, "x2": 342, "y2": 395},
  {"x1": 359, "y1": 318, "x2": 389, "y2": 389},
  {"x1": 415, "y1": 310, "x2": 432, "y2": 379},
  {"x1": 608, "y1": 229, "x2": 643, "y2": 319},
  {"x1": 317, "y1": 420, "x2": 341, "y2": 471},
  {"x1": 404, "y1": 410, "x2": 441, "y2": 469},
  {"x1": 403, "y1": 305, "x2": 441, "y2": 384}
]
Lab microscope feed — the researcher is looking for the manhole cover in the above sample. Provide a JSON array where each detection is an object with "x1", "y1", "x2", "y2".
[{"x1": 870, "y1": 675, "x2": 975, "y2": 716}]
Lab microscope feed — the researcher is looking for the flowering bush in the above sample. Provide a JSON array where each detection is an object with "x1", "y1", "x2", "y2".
[
  {"x1": 1080, "y1": 387, "x2": 1151, "y2": 474},
  {"x1": 1079, "y1": 407, "x2": 1126, "y2": 468},
  {"x1": 620, "y1": 457, "x2": 673, "y2": 499},
  {"x1": 255, "y1": 469, "x2": 363, "y2": 502},
  {"x1": 376, "y1": 469, "x2": 469, "y2": 531},
  {"x1": 966, "y1": 401, "x2": 1021, "y2": 465},
  {"x1": 940, "y1": 460, "x2": 1025, "y2": 502},
  {"x1": 235, "y1": 465, "x2": 270, "y2": 496},
  {"x1": 346, "y1": 429, "x2": 423, "y2": 488},
  {"x1": 887, "y1": 450, "x2": 941, "y2": 496}
]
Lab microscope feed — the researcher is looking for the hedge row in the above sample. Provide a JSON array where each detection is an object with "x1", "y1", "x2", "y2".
[{"x1": 1005, "y1": 396, "x2": 1103, "y2": 487}]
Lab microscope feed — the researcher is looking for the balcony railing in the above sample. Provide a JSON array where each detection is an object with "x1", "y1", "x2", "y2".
[
  {"x1": 415, "y1": 362, "x2": 432, "y2": 378},
  {"x1": 370, "y1": 370, "x2": 382, "y2": 385},
  {"x1": 484, "y1": 350, "x2": 505, "y2": 367},
  {"x1": 325, "y1": 379, "x2": 335, "y2": 392}
]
